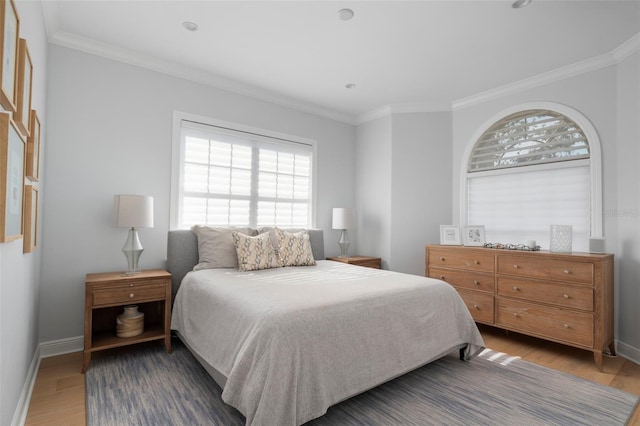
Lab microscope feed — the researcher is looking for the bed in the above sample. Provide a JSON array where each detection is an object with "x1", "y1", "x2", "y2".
[{"x1": 168, "y1": 228, "x2": 485, "y2": 426}]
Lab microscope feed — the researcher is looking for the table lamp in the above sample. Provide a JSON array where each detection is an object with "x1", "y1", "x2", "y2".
[
  {"x1": 332, "y1": 207, "x2": 355, "y2": 258},
  {"x1": 114, "y1": 195, "x2": 154, "y2": 275}
]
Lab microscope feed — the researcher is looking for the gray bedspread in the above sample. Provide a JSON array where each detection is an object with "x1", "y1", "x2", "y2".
[{"x1": 171, "y1": 260, "x2": 485, "y2": 426}]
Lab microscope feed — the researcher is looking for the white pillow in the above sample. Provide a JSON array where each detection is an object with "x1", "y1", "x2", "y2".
[{"x1": 191, "y1": 226, "x2": 254, "y2": 270}]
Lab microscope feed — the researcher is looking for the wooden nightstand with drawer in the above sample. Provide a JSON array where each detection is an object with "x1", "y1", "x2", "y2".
[
  {"x1": 326, "y1": 256, "x2": 382, "y2": 269},
  {"x1": 83, "y1": 269, "x2": 172, "y2": 372}
]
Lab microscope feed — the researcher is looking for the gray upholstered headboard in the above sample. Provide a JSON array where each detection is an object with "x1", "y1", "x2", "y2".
[{"x1": 166, "y1": 229, "x2": 325, "y2": 299}]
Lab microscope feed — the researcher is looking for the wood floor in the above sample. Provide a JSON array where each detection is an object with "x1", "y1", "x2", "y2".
[{"x1": 25, "y1": 326, "x2": 640, "y2": 425}]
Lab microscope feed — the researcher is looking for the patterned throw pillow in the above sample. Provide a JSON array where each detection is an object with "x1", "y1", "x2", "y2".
[
  {"x1": 275, "y1": 228, "x2": 316, "y2": 267},
  {"x1": 232, "y1": 231, "x2": 281, "y2": 272}
]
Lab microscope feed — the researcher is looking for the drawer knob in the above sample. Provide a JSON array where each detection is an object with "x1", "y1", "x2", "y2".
[
  {"x1": 512, "y1": 286, "x2": 520, "y2": 291},
  {"x1": 563, "y1": 294, "x2": 570, "y2": 299},
  {"x1": 563, "y1": 323, "x2": 570, "y2": 328},
  {"x1": 473, "y1": 304, "x2": 480, "y2": 310},
  {"x1": 474, "y1": 260, "x2": 479, "y2": 265},
  {"x1": 440, "y1": 275, "x2": 445, "y2": 280},
  {"x1": 513, "y1": 264, "x2": 519, "y2": 269},
  {"x1": 440, "y1": 256, "x2": 445, "y2": 261},
  {"x1": 513, "y1": 313, "x2": 519, "y2": 318},
  {"x1": 473, "y1": 280, "x2": 479, "y2": 285},
  {"x1": 563, "y1": 269, "x2": 571, "y2": 275},
  {"x1": 129, "y1": 293, "x2": 135, "y2": 299},
  {"x1": 129, "y1": 283, "x2": 134, "y2": 287}
]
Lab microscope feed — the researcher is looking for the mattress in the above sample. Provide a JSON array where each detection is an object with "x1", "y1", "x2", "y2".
[{"x1": 171, "y1": 260, "x2": 485, "y2": 425}]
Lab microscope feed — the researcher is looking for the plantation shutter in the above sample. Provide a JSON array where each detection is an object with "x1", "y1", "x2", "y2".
[
  {"x1": 178, "y1": 120, "x2": 313, "y2": 229},
  {"x1": 466, "y1": 109, "x2": 591, "y2": 251}
]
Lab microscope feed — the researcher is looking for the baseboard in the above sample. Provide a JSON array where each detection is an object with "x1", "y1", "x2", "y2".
[
  {"x1": 11, "y1": 346, "x2": 41, "y2": 426},
  {"x1": 39, "y1": 335, "x2": 84, "y2": 358},
  {"x1": 10, "y1": 337, "x2": 83, "y2": 425},
  {"x1": 616, "y1": 340, "x2": 640, "y2": 366}
]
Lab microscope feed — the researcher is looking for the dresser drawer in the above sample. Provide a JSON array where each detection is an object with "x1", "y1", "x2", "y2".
[
  {"x1": 428, "y1": 248, "x2": 494, "y2": 273},
  {"x1": 497, "y1": 255, "x2": 594, "y2": 285},
  {"x1": 498, "y1": 277, "x2": 593, "y2": 311},
  {"x1": 496, "y1": 299, "x2": 593, "y2": 348},
  {"x1": 456, "y1": 289, "x2": 494, "y2": 324},
  {"x1": 92, "y1": 280, "x2": 167, "y2": 306},
  {"x1": 428, "y1": 269, "x2": 494, "y2": 293}
]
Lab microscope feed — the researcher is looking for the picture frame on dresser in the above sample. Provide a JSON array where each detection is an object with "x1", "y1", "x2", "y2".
[
  {"x1": 23, "y1": 184, "x2": 37, "y2": 252},
  {"x1": 0, "y1": 0, "x2": 19, "y2": 112},
  {"x1": 14, "y1": 38, "x2": 32, "y2": 138},
  {"x1": 0, "y1": 113, "x2": 25, "y2": 242},
  {"x1": 440, "y1": 225, "x2": 461, "y2": 245},
  {"x1": 463, "y1": 225, "x2": 486, "y2": 247},
  {"x1": 25, "y1": 109, "x2": 39, "y2": 181}
]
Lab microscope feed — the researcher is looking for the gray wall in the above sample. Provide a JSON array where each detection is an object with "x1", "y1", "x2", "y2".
[
  {"x1": 451, "y1": 64, "x2": 639, "y2": 362},
  {"x1": 390, "y1": 112, "x2": 452, "y2": 275},
  {"x1": 40, "y1": 44, "x2": 356, "y2": 343},
  {"x1": 0, "y1": 3, "x2": 48, "y2": 425},
  {"x1": 355, "y1": 111, "x2": 453, "y2": 275},
  {"x1": 615, "y1": 51, "x2": 640, "y2": 355},
  {"x1": 355, "y1": 116, "x2": 392, "y2": 267}
]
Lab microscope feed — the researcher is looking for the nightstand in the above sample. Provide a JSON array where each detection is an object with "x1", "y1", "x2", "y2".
[
  {"x1": 326, "y1": 256, "x2": 382, "y2": 269},
  {"x1": 83, "y1": 269, "x2": 172, "y2": 372}
]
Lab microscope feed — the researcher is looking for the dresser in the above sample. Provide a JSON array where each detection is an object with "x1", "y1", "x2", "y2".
[{"x1": 425, "y1": 245, "x2": 614, "y2": 370}]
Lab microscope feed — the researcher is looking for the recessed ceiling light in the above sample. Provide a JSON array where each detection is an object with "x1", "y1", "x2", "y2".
[
  {"x1": 345, "y1": 83, "x2": 356, "y2": 89},
  {"x1": 182, "y1": 21, "x2": 199, "y2": 32},
  {"x1": 337, "y1": 8, "x2": 355, "y2": 21},
  {"x1": 511, "y1": 0, "x2": 531, "y2": 9}
]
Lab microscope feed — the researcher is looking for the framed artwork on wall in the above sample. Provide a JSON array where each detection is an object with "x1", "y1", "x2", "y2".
[
  {"x1": 0, "y1": 112, "x2": 25, "y2": 242},
  {"x1": 23, "y1": 184, "x2": 37, "y2": 252},
  {"x1": 0, "y1": 0, "x2": 19, "y2": 112},
  {"x1": 26, "y1": 109, "x2": 39, "y2": 181},
  {"x1": 14, "y1": 38, "x2": 31, "y2": 137},
  {"x1": 463, "y1": 225, "x2": 486, "y2": 247},
  {"x1": 440, "y1": 225, "x2": 462, "y2": 245}
]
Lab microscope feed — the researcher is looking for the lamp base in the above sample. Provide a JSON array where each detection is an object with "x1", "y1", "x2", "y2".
[
  {"x1": 122, "y1": 227, "x2": 144, "y2": 275},
  {"x1": 338, "y1": 229, "x2": 350, "y2": 258}
]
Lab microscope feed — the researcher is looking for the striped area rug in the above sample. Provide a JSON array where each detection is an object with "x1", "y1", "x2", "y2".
[{"x1": 85, "y1": 339, "x2": 638, "y2": 425}]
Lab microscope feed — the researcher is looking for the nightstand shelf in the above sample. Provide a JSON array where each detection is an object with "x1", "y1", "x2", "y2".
[
  {"x1": 326, "y1": 256, "x2": 381, "y2": 269},
  {"x1": 89, "y1": 324, "x2": 165, "y2": 352},
  {"x1": 83, "y1": 269, "x2": 172, "y2": 372}
]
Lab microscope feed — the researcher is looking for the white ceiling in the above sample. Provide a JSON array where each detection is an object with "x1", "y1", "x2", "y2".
[{"x1": 42, "y1": 1, "x2": 640, "y2": 123}]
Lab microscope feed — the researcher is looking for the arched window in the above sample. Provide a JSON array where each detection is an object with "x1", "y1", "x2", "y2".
[{"x1": 462, "y1": 103, "x2": 602, "y2": 252}]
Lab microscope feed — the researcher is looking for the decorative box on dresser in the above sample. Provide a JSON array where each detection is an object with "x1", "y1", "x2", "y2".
[
  {"x1": 425, "y1": 245, "x2": 614, "y2": 370},
  {"x1": 83, "y1": 269, "x2": 172, "y2": 372}
]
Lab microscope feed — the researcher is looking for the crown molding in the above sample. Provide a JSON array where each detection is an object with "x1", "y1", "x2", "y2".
[
  {"x1": 48, "y1": 31, "x2": 356, "y2": 125},
  {"x1": 355, "y1": 101, "x2": 450, "y2": 125},
  {"x1": 453, "y1": 32, "x2": 640, "y2": 111},
  {"x1": 47, "y1": 19, "x2": 638, "y2": 126},
  {"x1": 612, "y1": 32, "x2": 640, "y2": 62},
  {"x1": 355, "y1": 105, "x2": 392, "y2": 125}
]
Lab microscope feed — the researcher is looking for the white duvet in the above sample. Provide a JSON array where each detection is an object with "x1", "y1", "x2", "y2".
[{"x1": 171, "y1": 260, "x2": 485, "y2": 426}]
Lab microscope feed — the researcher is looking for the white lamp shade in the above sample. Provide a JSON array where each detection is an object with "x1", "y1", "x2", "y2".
[
  {"x1": 332, "y1": 208, "x2": 355, "y2": 230},
  {"x1": 114, "y1": 195, "x2": 154, "y2": 228}
]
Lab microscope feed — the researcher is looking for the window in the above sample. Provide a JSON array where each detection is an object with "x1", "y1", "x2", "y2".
[
  {"x1": 172, "y1": 115, "x2": 315, "y2": 230},
  {"x1": 463, "y1": 105, "x2": 602, "y2": 251}
]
